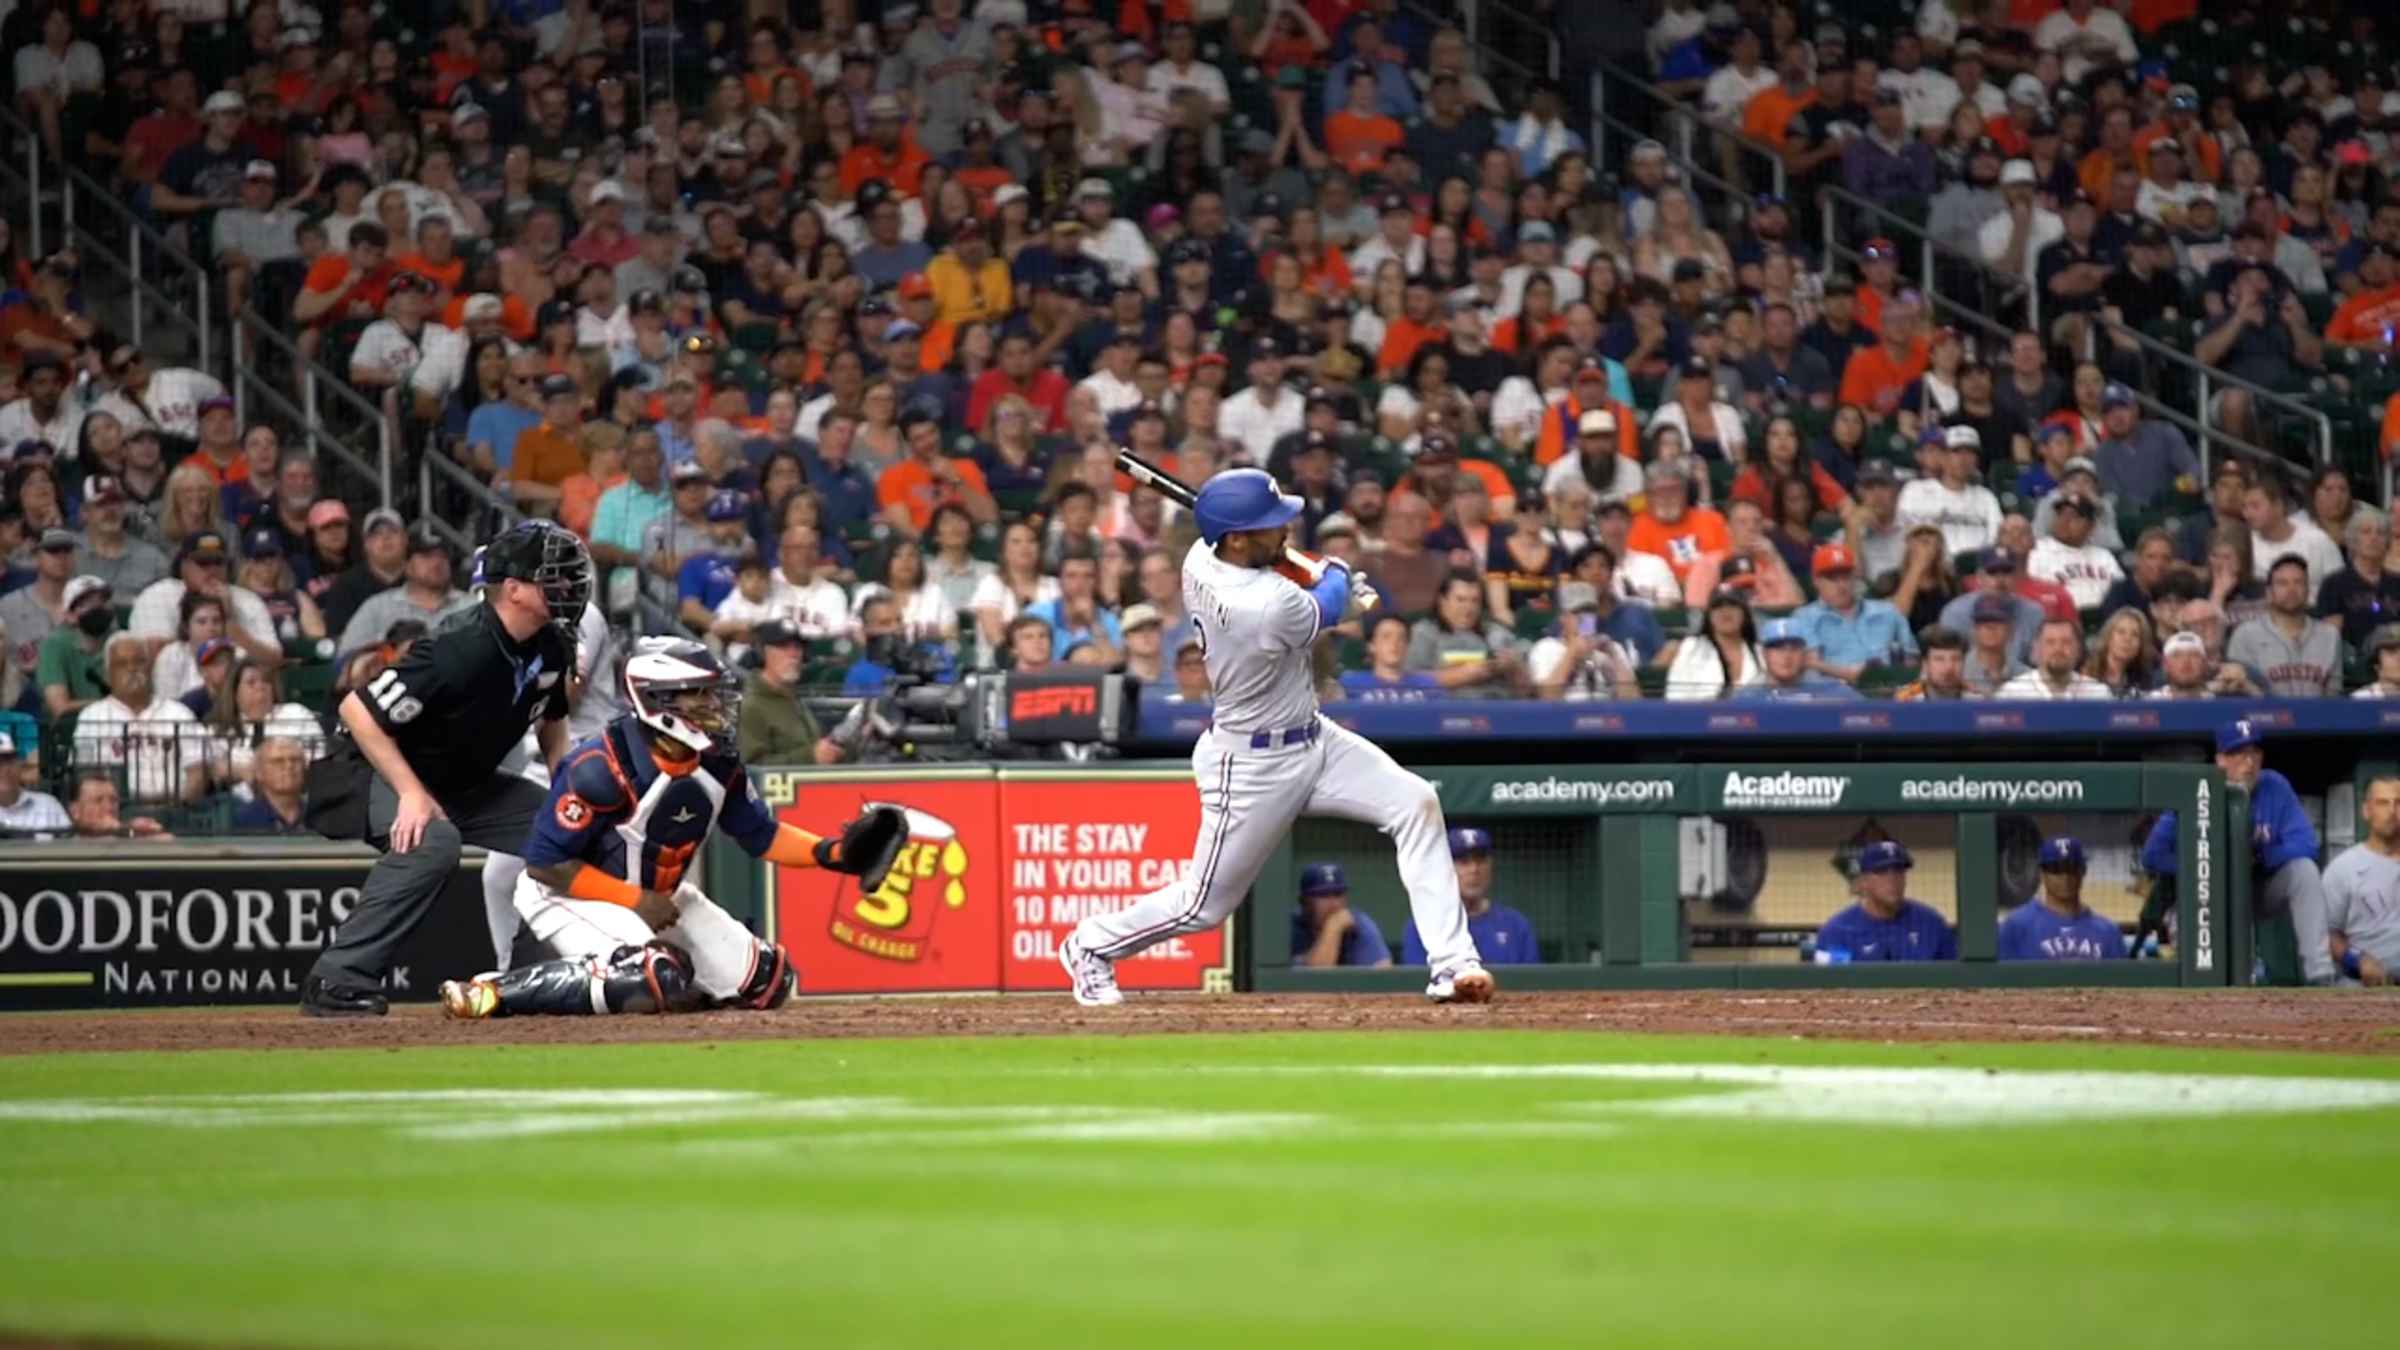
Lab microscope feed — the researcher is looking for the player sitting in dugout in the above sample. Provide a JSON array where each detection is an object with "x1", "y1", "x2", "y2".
[
  {"x1": 439, "y1": 638, "x2": 907, "y2": 1018},
  {"x1": 1812, "y1": 840, "x2": 1958, "y2": 962},
  {"x1": 1398, "y1": 828, "x2": 1540, "y2": 964},
  {"x1": 1290, "y1": 862, "x2": 1394, "y2": 968},
  {"x1": 2142, "y1": 719, "x2": 2335, "y2": 985},
  {"x1": 1998, "y1": 836, "x2": 2128, "y2": 960}
]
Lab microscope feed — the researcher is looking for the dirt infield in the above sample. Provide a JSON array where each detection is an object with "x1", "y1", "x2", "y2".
[{"x1": 1, "y1": 987, "x2": 2395, "y2": 1057}]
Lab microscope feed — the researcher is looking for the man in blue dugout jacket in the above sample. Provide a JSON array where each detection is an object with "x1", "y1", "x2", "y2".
[
  {"x1": 2142, "y1": 719, "x2": 2334, "y2": 983},
  {"x1": 1401, "y1": 828, "x2": 1540, "y2": 965},
  {"x1": 1813, "y1": 840, "x2": 1957, "y2": 961},
  {"x1": 1998, "y1": 836, "x2": 2128, "y2": 960},
  {"x1": 1289, "y1": 862, "x2": 1392, "y2": 968}
]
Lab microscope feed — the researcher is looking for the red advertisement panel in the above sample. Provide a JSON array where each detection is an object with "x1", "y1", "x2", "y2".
[
  {"x1": 771, "y1": 778, "x2": 1002, "y2": 994},
  {"x1": 996, "y1": 774, "x2": 1230, "y2": 993}
]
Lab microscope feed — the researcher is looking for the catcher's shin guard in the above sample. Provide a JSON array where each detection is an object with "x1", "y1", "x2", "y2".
[
  {"x1": 730, "y1": 940, "x2": 797, "y2": 1010},
  {"x1": 487, "y1": 941, "x2": 700, "y2": 1015}
]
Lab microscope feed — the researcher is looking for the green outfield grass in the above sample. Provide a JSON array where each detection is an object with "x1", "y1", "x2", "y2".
[{"x1": 3, "y1": 1030, "x2": 2397, "y2": 1349}]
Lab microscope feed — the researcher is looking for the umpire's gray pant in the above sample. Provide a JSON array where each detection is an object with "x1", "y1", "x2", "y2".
[
  {"x1": 309, "y1": 772, "x2": 547, "y2": 989},
  {"x1": 2266, "y1": 858, "x2": 2336, "y2": 985}
]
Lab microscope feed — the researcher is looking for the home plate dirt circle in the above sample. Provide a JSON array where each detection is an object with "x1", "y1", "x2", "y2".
[{"x1": 3, "y1": 988, "x2": 2395, "y2": 1056}]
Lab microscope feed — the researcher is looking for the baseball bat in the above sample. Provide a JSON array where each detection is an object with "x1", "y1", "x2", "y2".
[
  {"x1": 1115, "y1": 449, "x2": 1377, "y2": 610},
  {"x1": 1114, "y1": 447, "x2": 1197, "y2": 509}
]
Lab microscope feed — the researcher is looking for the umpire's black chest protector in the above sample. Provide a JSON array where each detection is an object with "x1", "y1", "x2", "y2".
[{"x1": 357, "y1": 602, "x2": 574, "y2": 797}]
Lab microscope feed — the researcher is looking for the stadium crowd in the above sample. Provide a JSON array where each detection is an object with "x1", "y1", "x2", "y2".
[{"x1": 1, "y1": 0, "x2": 2399, "y2": 834}]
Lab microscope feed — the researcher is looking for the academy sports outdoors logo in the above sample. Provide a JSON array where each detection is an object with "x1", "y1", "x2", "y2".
[
  {"x1": 1489, "y1": 777, "x2": 1678, "y2": 806},
  {"x1": 1720, "y1": 771, "x2": 1851, "y2": 810},
  {"x1": 1898, "y1": 777, "x2": 2088, "y2": 806},
  {"x1": 827, "y1": 803, "x2": 972, "y2": 964}
]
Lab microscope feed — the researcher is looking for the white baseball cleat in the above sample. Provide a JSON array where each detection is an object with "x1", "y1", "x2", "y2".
[
  {"x1": 1059, "y1": 936, "x2": 1124, "y2": 1007},
  {"x1": 1425, "y1": 963, "x2": 1495, "y2": 1004}
]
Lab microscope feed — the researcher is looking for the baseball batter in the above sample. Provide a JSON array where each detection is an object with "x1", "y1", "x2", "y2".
[
  {"x1": 1058, "y1": 468, "x2": 1491, "y2": 1005},
  {"x1": 439, "y1": 638, "x2": 906, "y2": 1017}
]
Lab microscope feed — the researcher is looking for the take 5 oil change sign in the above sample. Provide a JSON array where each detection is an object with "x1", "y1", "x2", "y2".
[{"x1": 770, "y1": 778, "x2": 1003, "y2": 993}]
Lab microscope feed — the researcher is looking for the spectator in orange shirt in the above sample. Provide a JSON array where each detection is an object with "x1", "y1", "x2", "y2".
[
  {"x1": 1534, "y1": 357, "x2": 1639, "y2": 466},
  {"x1": 391, "y1": 215, "x2": 466, "y2": 304},
  {"x1": 876, "y1": 405, "x2": 997, "y2": 536},
  {"x1": 1840, "y1": 294, "x2": 1931, "y2": 421},
  {"x1": 1854, "y1": 236, "x2": 1902, "y2": 336},
  {"x1": 840, "y1": 94, "x2": 930, "y2": 199},
  {"x1": 1376, "y1": 276, "x2": 1446, "y2": 376},
  {"x1": 291, "y1": 222, "x2": 393, "y2": 359},
  {"x1": 1627, "y1": 459, "x2": 1732, "y2": 583},
  {"x1": 2326, "y1": 241, "x2": 2400, "y2": 351},
  {"x1": 1682, "y1": 496, "x2": 1808, "y2": 608},
  {"x1": 1325, "y1": 67, "x2": 1404, "y2": 176},
  {"x1": 508, "y1": 374, "x2": 592, "y2": 513},
  {"x1": 1741, "y1": 41, "x2": 1817, "y2": 149},
  {"x1": 2078, "y1": 106, "x2": 2140, "y2": 206},
  {"x1": 2134, "y1": 85, "x2": 2220, "y2": 184},
  {"x1": 741, "y1": 23, "x2": 807, "y2": 107}
]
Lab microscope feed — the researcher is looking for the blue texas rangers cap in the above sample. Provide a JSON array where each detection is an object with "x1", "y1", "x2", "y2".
[
  {"x1": 1447, "y1": 827, "x2": 1494, "y2": 857},
  {"x1": 1759, "y1": 617, "x2": 1807, "y2": 647},
  {"x1": 704, "y1": 489, "x2": 748, "y2": 523},
  {"x1": 1298, "y1": 862, "x2": 1348, "y2": 898},
  {"x1": 2037, "y1": 836, "x2": 2086, "y2": 870},
  {"x1": 2216, "y1": 718, "x2": 2264, "y2": 754},
  {"x1": 1854, "y1": 840, "x2": 1914, "y2": 874}
]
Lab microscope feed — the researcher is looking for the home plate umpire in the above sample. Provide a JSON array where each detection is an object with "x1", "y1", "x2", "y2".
[{"x1": 299, "y1": 519, "x2": 591, "y2": 1017}]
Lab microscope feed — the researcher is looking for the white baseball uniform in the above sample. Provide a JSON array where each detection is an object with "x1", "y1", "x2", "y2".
[{"x1": 1068, "y1": 541, "x2": 1481, "y2": 975}]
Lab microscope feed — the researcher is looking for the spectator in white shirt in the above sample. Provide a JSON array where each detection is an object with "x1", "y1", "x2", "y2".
[
  {"x1": 2025, "y1": 490, "x2": 2124, "y2": 610},
  {"x1": 770, "y1": 524, "x2": 850, "y2": 638},
  {"x1": 1996, "y1": 619, "x2": 2115, "y2": 699},
  {"x1": 1878, "y1": 30, "x2": 1961, "y2": 135},
  {"x1": 1144, "y1": 22, "x2": 1230, "y2": 116},
  {"x1": 1980, "y1": 159, "x2": 2064, "y2": 281},
  {"x1": 1348, "y1": 192, "x2": 1426, "y2": 285},
  {"x1": 75, "y1": 633, "x2": 207, "y2": 805},
  {"x1": 1897, "y1": 424, "x2": 2004, "y2": 556},
  {"x1": 1497, "y1": 221, "x2": 1584, "y2": 317},
  {"x1": 348, "y1": 274, "x2": 441, "y2": 406},
  {"x1": 1075, "y1": 177, "x2": 1159, "y2": 292},
  {"x1": 2033, "y1": 0, "x2": 2138, "y2": 86},
  {"x1": 2134, "y1": 140, "x2": 2212, "y2": 226},
  {"x1": 1700, "y1": 26, "x2": 1776, "y2": 127},
  {"x1": 1544, "y1": 408, "x2": 1645, "y2": 504},
  {"x1": 1076, "y1": 330, "x2": 1145, "y2": 422},
  {"x1": 2244, "y1": 476, "x2": 2344, "y2": 593},
  {"x1": 1216, "y1": 338, "x2": 1305, "y2": 465},
  {"x1": 128, "y1": 531, "x2": 280, "y2": 666}
]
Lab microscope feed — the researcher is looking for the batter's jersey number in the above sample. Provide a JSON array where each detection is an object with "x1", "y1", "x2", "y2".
[{"x1": 366, "y1": 669, "x2": 424, "y2": 724}]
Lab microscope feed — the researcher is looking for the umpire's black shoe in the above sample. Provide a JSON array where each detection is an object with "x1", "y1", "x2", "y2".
[{"x1": 300, "y1": 975, "x2": 389, "y2": 1018}]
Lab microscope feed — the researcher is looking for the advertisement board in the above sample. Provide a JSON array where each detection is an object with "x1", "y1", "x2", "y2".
[
  {"x1": 0, "y1": 848, "x2": 493, "y2": 1010},
  {"x1": 763, "y1": 766, "x2": 1230, "y2": 997},
  {"x1": 767, "y1": 770, "x2": 1004, "y2": 994},
  {"x1": 995, "y1": 770, "x2": 1229, "y2": 993}
]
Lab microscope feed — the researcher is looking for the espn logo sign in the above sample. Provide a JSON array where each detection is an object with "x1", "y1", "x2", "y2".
[{"x1": 1011, "y1": 686, "x2": 1097, "y2": 720}]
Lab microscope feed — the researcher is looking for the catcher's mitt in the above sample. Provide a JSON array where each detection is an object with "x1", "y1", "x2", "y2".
[{"x1": 815, "y1": 806, "x2": 910, "y2": 891}]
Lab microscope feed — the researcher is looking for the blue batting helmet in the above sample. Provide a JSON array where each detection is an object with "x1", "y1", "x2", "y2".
[
  {"x1": 1854, "y1": 840, "x2": 1913, "y2": 874},
  {"x1": 1191, "y1": 468, "x2": 1302, "y2": 544},
  {"x1": 2037, "y1": 836, "x2": 2086, "y2": 870},
  {"x1": 1299, "y1": 862, "x2": 1348, "y2": 897},
  {"x1": 1448, "y1": 827, "x2": 1494, "y2": 857}
]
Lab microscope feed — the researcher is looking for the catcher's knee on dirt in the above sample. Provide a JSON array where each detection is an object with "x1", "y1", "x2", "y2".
[{"x1": 488, "y1": 941, "x2": 700, "y2": 1015}]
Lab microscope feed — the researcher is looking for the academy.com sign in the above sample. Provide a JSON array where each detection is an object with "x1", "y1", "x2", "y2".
[
  {"x1": 1719, "y1": 771, "x2": 1851, "y2": 810},
  {"x1": 1898, "y1": 776, "x2": 2088, "y2": 806},
  {"x1": 1489, "y1": 776, "x2": 1679, "y2": 807}
]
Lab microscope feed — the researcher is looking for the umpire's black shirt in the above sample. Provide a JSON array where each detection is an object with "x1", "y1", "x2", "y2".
[{"x1": 353, "y1": 600, "x2": 573, "y2": 795}]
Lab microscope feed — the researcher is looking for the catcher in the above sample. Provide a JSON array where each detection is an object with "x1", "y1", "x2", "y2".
[{"x1": 440, "y1": 637, "x2": 906, "y2": 1017}]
